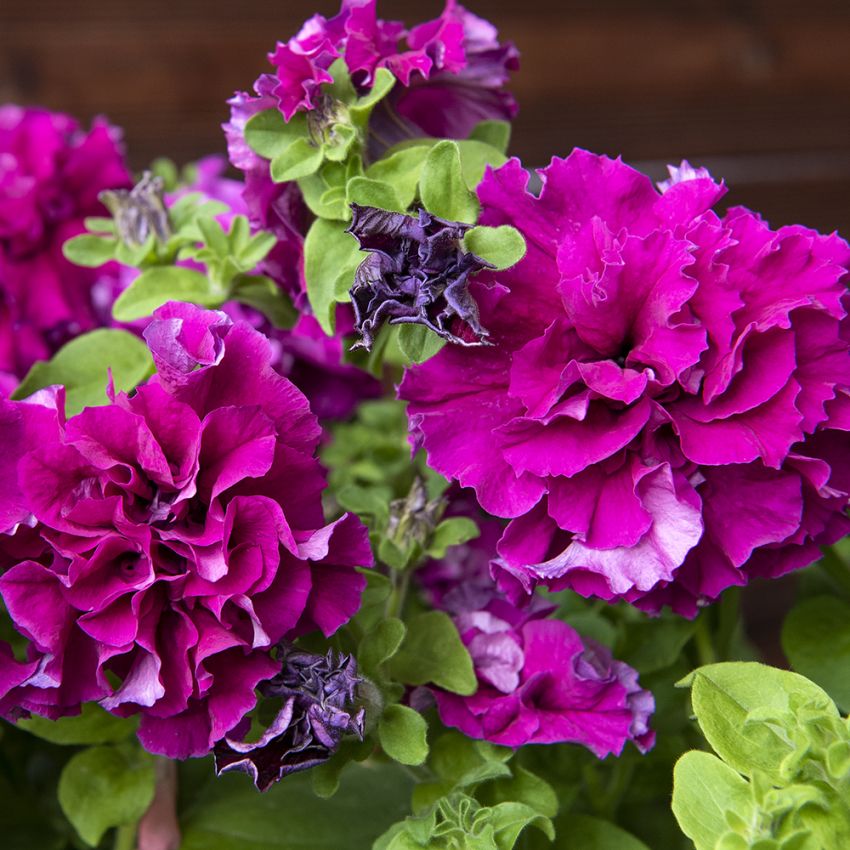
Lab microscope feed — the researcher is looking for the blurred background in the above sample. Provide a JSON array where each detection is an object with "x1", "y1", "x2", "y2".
[{"x1": 3, "y1": 0, "x2": 850, "y2": 235}]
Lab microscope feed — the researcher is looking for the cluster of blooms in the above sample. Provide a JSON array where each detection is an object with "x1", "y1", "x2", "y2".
[
  {"x1": 401, "y1": 152, "x2": 850, "y2": 615},
  {"x1": 418, "y1": 510, "x2": 654, "y2": 756},
  {"x1": 0, "y1": 302, "x2": 371, "y2": 758},
  {"x1": 0, "y1": 105, "x2": 131, "y2": 392}
]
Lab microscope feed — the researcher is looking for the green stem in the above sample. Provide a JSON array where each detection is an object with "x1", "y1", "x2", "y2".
[
  {"x1": 821, "y1": 546, "x2": 850, "y2": 598},
  {"x1": 581, "y1": 764, "x2": 607, "y2": 816},
  {"x1": 694, "y1": 613, "x2": 717, "y2": 667},
  {"x1": 716, "y1": 587, "x2": 742, "y2": 662},
  {"x1": 386, "y1": 569, "x2": 411, "y2": 620},
  {"x1": 113, "y1": 823, "x2": 136, "y2": 850}
]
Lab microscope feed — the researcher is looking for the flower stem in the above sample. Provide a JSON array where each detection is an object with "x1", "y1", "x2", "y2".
[
  {"x1": 716, "y1": 587, "x2": 741, "y2": 661},
  {"x1": 113, "y1": 823, "x2": 136, "y2": 850},
  {"x1": 137, "y1": 757, "x2": 180, "y2": 850},
  {"x1": 694, "y1": 613, "x2": 717, "y2": 667}
]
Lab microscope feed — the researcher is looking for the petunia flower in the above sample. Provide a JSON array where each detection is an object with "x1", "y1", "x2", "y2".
[
  {"x1": 400, "y1": 150, "x2": 850, "y2": 615},
  {"x1": 0, "y1": 303, "x2": 372, "y2": 758}
]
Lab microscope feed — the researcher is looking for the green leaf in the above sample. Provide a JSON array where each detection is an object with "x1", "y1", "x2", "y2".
[
  {"x1": 62, "y1": 233, "x2": 117, "y2": 267},
  {"x1": 468, "y1": 121, "x2": 512, "y2": 154},
  {"x1": 672, "y1": 751, "x2": 754, "y2": 850},
  {"x1": 324, "y1": 124, "x2": 358, "y2": 162},
  {"x1": 396, "y1": 324, "x2": 446, "y2": 364},
  {"x1": 617, "y1": 616, "x2": 698, "y2": 674},
  {"x1": 782, "y1": 596, "x2": 850, "y2": 712},
  {"x1": 337, "y1": 484, "x2": 392, "y2": 526},
  {"x1": 488, "y1": 801, "x2": 555, "y2": 849},
  {"x1": 486, "y1": 767, "x2": 558, "y2": 819},
  {"x1": 354, "y1": 570, "x2": 393, "y2": 632},
  {"x1": 326, "y1": 58, "x2": 358, "y2": 104},
  {"x1": 347, "y1": 177, "x2": 404, "y2": 212},
  {"x1": 114, "y1": 233, "x2": 155, "y2": 267},
  {"x1": 563, "y1": 814, "x2": 652, "y2": 850},
  {"x1": 271, "y1": 138, "x2": 324, "y2": 182},
  {"x1": 420, "y1": 140, "x2": 480, "y2": 224},
  {"x1": 197, "y1": 215, "x2": 229, "y2": 256},
  {"x1": 58, "y1": 744, "x2": 154, "y2": 847},
  {"x1": 180, "y1": 761, "x2": 413, "y2": 850},
  {"x1": 456, "y1": 139, "x2": 510, "y2": 190},
  {"x1": 299, "y1": 165, "x2": 351, "y2": 220},
  {"x1": 83, "y1": 216, "x2": 116, "y2": 234},
  {"x1": 366, "y1": 147, "x2": 429, "y2": 209},
  {"x1": 359, "y1": 618, "x2": 407, "y2": 678},
  {"x1": 112, "y1": 266, "x2": 220, "y2": 322},
  {"x1": 387, "y1": 611, "x2": 477, "y2": 695},
  {"x1": 379, "y1": 704, "x2": 429, "y2": 766},
  {"x1": 18, "y1": 703, "x2": 138, "y2": 745},
  {"x1": 680, "y1": 662, "x2": 837, "y2": 780},
  {"x1": 304, "y1": 218, "x2": 362, "y2": 334},
  {"x1": 352, "y1": 68, "x2": 396, "y2": 115},
  {"x1": 230, "y1": 274, "x2": 297, "y2": 328},
  {"x1": 378, "y1": 536, "x2": 410, "y2": 571},
  {"x1": 244, "y1": 109, "x2": 307, "y2": 159},
  {"x1": 12, "y1": 329, "x2": 154, "y2": 416},
  {"x1": 462, "y1": 226, "x2": 526, "y2": 271},
  {"x1": 426, "y1": 517, "x2": 480, "y2": 558}
]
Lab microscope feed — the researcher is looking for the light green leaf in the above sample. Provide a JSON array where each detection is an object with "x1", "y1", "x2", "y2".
[
  {"x1": 230, "y1": 274, "x2": 296, "y2": 328},
  {"x1": 197, "y1": 215, "x2": 228, "y2": 256},
  {"x1": 487, "y1": 767, "x2": 558, "y2": 819},
  {"x1": 782, "y1": 596, "x2": 850, "y2": 712},
  {"x1": 324, "y1": 124, "x2": 358, "y2": 162},
  {"x1": 12, "y1": 329, "x2": 154, "y2": 416},
  {"x1": 397, "y1": 324, "x2": 446, "y2": 364},
  {"x1": 359, "y1": 618, "x2": 407, "y2": 678},
  {"x1": 238, "y1": 231, "x2": 277, "y2": 270},
  {"x1": 18, "y1": 703, "x2": 138, "y2": 745},
  {"x1": 379, "y1": 704, "x2": 429, "y2": 766},
  {"x1": 270, "y1": 138, "x2": 324, "y2": 182},
  {"x1": 62, "y1": 233, "x2": 117, "y2": 267},
  {"x1": 462, "y1": 226, "x2": 526, "y2": 271},
  {"x1": 299, "y1": 165, "x2": 350, "y2": 220},
  {"x1": 616, "y1": 616, "x2": 698, "y2": 674},
  {"x1": 366, "y1": 147, "x2": 429, "y2": 209},
  {"x1": 352, "y1": 68, "x2": 396, "y2": 114},
  {"x1": 468, "y1": 121, "x2": 512, "y2": 154},
  {"x1": 672, "y1": 751, "x2": 754, "y2": 850},
  {"x1": 244, "y1": 109, "x2": 307, "y2": 159},
  {"x1": 563, "y1": 814, "x2": 652, "y2": 850},
  {"x1": 456, "y1": 139, "x2": 509, "y2": 190},
  {"x1": 114, "y1": 233, "x2": 155, "y2": 267},
  {"x1": 58, "y1": 744, "x2": 155, "y2": 847},
  {"x1": 488, "y1": 801, "x2": 555, "y2": 849},
  {"x1": 347, "y1": 177, "x2": 404, "y2": 212},
  {"x1": 112, "y1": 266, "x2": 220, "y2": 322},
  {"x1": 181, "y1": 761, "x2": 413, "y2": 850},
  {"x1": 420, "y1": 140, "x2": 480, "y2": 224},
  {"x1": 326, "y1": 58, "x2": 358, "y2": 104},
  {"x1": 83, "y1": 216, "x2": 116, "y2": 234},
  {"x1": 387, "y1": 611, "x2": 477, "y2": 695},
  {"x1": 426, "y1": 517, "x2": 480, "y2": 558},
  {"x1": 304, "y1": 218, "x2": 362, "y2": 334}
]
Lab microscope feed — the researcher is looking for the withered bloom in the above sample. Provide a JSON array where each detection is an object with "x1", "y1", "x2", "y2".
[
  {"x1": 99, "y1": 170, "x2": 172, "y2": 247},
  {"x1": 347, "y1": 205, "x2": 492, "y2": 351},
  {"x1": 214, "y1": 647, "x2": 364, "y2": 792}
]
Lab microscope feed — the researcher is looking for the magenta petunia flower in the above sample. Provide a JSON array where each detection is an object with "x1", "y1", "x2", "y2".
[
  {"x1": 418, "y1": 510, "x2": 654, "y2": 756},
  {"x1": 0, "y1": 105, "x2": 131, "y2": 391},
  {"x1": 400, "y1": 150, "x2": 850, "y2": 616},
  {"x1": 0, "y1": 303, "x2": 372, "y2": 758}
]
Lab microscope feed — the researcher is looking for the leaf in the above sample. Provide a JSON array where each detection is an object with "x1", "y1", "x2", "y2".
[
  {"x1": 270, "y1": 138, "x2": 324, "y2": 183},
  {"x1": 420, "y1": 140, "x2": 480, "y2": 224},
  {"x1": 379, "y1": 705, "x2": 429, "y2": 766},
  {"x1": 426, "y1": 517, "x2": 480, "y2": 558},
  {"x1": 387, "y1": 611, "x2": 477, "y2": 695},
  {"x1": 456, "y1": 139, "x2": 510, "y2": 190},
  {"x1": 617, "y1": 616, "x2": 698, "y2": 674},
  {"x1": 396, "y1": 324, "x2": 447, "y2": 365},
  {"x1": 244, "y1": 109, "x2": 307, "y2": 159},
  {"x1": 488, "y1": 801, "x2": 555, "y2": 849},
  {"x1": 62, "y1": 233, "x2": 117, "y2": 267},
  {"x1": 366, "y1": 147, "x2": 429, "y2": 209},
  {"x1": 324, "y1": 124, "x2": 358, "y2": 162},
  {"x1": 563, "y1": 814, "x2": 652, "y2": 849},
  {"x1": 237, "y1": 231, "x2": 278, "y2": 270},
  {"x1": 12, "y1": 329, "x2": 154, "y2": 416},
  {"x1": 680, "y1": 662, "x2": 837, "y2": 780},
  {"x1": 230, "y1": 274, "x2": 297, "y2": 328},
  {"x1": 112, "y1": 266, "x2": 220, "y2": 322},
  {"x1": 468, "y1": 121, "x2": 512, "y2": 154},
  {"x1": 58, "y1": 744, "x2": 155, "y2": 847},
  {"x1": 347, "y1": 177, "x2": 404, "y2": 213},
  {"x1": 782, "y1": 596, "x2": 850, "y2": 712},
  {"x1": 672, "y1": 751, "x2": 754, "y2": 850},
  {"x1": 304, "y1": 218, "x2": 363, "y2": 334},
  {"x1": 352, "y1": 68, "x2": 396, "y2": 115},
  {"x1": 354, "y1": 570, "x2": 393, "y2": 632},
  {"x1": 18, "y1": 703, "x2": 138, "y2": 745},
  {"x1": 462, "y1": 226, "x2": 526, "y2": 271},
  {"x1": 486, "y1": 766, "x2": 558, "y2": 820},
  {"x1": 359, "y1": 618, "x2": 407, "y2": 678},
  {"x1": 180, "y1": 761, "x2": 413, "y2": 850},
  {"x1": 336, "y1": 485, "x2": 392, "y2": 526}
]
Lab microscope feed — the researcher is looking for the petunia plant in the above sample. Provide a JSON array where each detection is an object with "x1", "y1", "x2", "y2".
[{"x1": 1, "y1": 2, "x2": 849, "y2": 849}]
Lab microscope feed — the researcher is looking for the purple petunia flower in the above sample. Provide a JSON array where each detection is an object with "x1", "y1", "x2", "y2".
[
  {"x1": 214, "y1": 646, "x2": 364, "y2": 791},
  {"x1": 0, "y1": 303, "x2": 372, "y2": 758},
  {"x1": 0, "y1": 105, "x2": 131, "y2": 393},
  {"x1": 400, "y1": 150, "x2": 850, "y2": 616},
  {"x1": 418, "y1": 510, "x2": 654, "y2": 756}
]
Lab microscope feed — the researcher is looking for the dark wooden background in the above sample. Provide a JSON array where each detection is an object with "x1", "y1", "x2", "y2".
[{"x1": 3, "y1": 0, "x2": 850, "y2": 235}]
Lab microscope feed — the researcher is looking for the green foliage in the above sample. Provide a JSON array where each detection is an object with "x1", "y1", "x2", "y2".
[
  {"x1": 420, "y1": 141, "x2": 480, "y2": 224},
  {"x1": 462, "y1": 226, "x2": 526, "y2": 270},
  {"x1": 12, "y1": 329, "x2": 154, "y2": 415},
  {"x1": 468, "y1": 121, "x2": 512, "y2": 154},
  {"x1": 112, "y1": 265, "x2": 220, "y2": 320},
  {"x1": 379, "y1": 704, "x2": 429, "y2": 766},
  {"x1": 561, "y1": 815, "x2": 652, "y2": 849},
  {"x1": 57, "y1": 743, "x2": 155, "y2": 846},
  {"x1": 673, "y1": 663, "x2": 850, "y2": 849},
  {"x1": 397, "y1": 324, "x2": 447, "y2": 364},
  {"x1": 18, "y1": 703, "x2": 138, "y2": 746}
]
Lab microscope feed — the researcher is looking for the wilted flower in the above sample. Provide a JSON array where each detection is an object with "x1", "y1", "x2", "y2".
[
  {"x1": 400, "y1": 150, "x2": 850, "y2": 615},
  {"x1": 99, "y1": 171, "x2": 172, "y2": 247},
  {"x1": 0, "y1": 105, "x2": 131, "y2": 391},
  {"x1": 348, "y1": 204, "x2": 492, "y2": 350},
  {"x1": 214, "y1": 646, "x2": 364, "y2": 791},
  {"x1": 0, "y1": 303, "x2": 372, "y2": 758}
]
